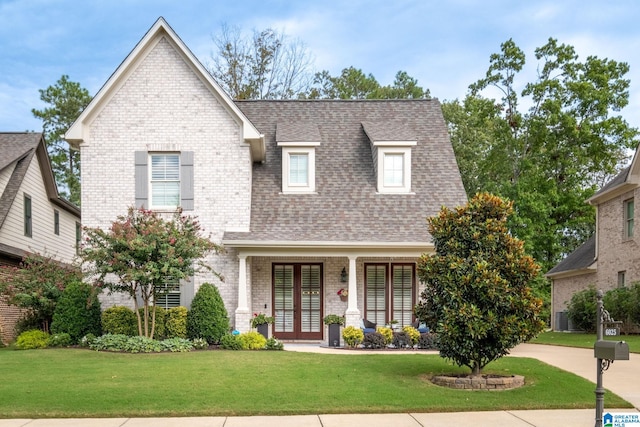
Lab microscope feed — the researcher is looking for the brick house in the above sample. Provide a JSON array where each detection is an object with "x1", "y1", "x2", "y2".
[
  {"x1": 65, "y1": 18, "x2": 466, "y2": 341},
  {"x1": 0, "y1": 133, "x2": 81, "y2": 343},
  {"x1": 547, "y1": 147, "x2": 638, "y2": 330}
]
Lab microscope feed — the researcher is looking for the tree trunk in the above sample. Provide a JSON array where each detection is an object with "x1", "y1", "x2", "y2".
[{"x1": 472, "y1": 362, "x2": 482, "y2": 376}]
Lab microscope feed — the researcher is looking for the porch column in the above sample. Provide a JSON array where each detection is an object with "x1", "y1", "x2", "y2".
[
  {"x1": 345, "y1": 255, "x2": 361, "y2": 328},
  {"x1": 235, "y1": 254, "x2": 251, "y2": 333}
]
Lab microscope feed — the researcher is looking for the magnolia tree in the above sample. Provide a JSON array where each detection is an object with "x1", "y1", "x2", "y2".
[
  {"x1": 415, "y1": 193, "x2": 545, "y2": 376},
  {"x1": 80, "y1": 207, "x2": 222, "y2": 338}
]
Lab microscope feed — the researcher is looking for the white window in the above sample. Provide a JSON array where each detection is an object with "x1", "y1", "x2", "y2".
[
  {"x1": 280, "y1": 146, "x2": 317, "y2": 193},
  {"x1": 150, "y1": 154, "x2": 180, "y2": 209},
  {"x1": 384, "y1": 153, "x2": 404, "y2": 187},
  {"x1": 376, "y1": 146, "x2": 413, "y2": 193},
  {"x1": 624, "y1": 198, "x2": 634, "y2": 238},
  {"x1": 289, "y1": 153, "x2": 309, "y2": 186}
]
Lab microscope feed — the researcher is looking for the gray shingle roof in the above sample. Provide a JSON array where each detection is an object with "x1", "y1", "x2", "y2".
[
  {"x1": 545, "y1": 235, "x2": 596, "y2": 276},
  {"x1": 0, "y1": 133, "x2": 41, "y2": 229},
  {"x1": 0, "y1": 132, "x2": 79, "y2": 231},
  {"x1": 592, "y1": 166, "x2": 630, "y2": 197},
  {"x1": 224, "y1": 99, "x2": 467, "y2": 245}
]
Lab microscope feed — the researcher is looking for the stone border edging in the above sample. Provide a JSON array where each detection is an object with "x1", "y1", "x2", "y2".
[{"x1": 431, "y1": 374, "x2": 525, "y2": 390}]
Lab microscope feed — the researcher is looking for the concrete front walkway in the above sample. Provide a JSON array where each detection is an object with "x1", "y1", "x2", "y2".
[{"x1": 1, "y1": 343, "x2": 638, "y2": 427}]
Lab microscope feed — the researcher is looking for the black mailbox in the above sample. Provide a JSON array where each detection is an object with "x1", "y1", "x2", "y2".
[{"x1": 594, "y1": 340, "x2": 630, "y2": 360}]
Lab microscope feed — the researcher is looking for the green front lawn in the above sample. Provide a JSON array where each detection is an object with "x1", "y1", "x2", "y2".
[
  {"x1": 532, "y1": 331, "x2": 640, "y2": 353},
  {"x1": 0, "y1": 348, "x2": 631, "y2": 418}
]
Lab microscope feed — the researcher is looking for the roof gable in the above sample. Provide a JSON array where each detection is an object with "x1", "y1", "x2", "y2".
[
  {"x1": 545, "y1": 235, "x2": 596, "y2": 278},
  {"x1": 65, "y1": 17, "x2": 264, "y2": 160},
  {"x1": 0, "y1": 133, "x2": 79, "y2": 229},
  {"x1": 588, "y1": 145, "x2": 640, "y2": 204}
]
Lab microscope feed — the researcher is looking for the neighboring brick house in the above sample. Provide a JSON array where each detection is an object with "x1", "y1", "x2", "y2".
[
  {"x1": 547, "y1": 148, "x2": 639, "y2": 331},
  {"x1": 65, "y1": 18, "x2": 467, "y2": 341},
  {"x1": 0, "y1": 133, "x2": 81, "y2": 343}
]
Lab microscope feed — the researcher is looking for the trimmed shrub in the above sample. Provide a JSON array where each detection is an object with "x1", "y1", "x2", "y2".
[
  {"x1": 239, "y1": 331, "x2": 267, "y2": 350},
  {"x1": 102, "y1": 306, "x2": 137, "y2": 336},
  {"x1": 567, "y1": 285, "x2": 597, "y2": 333},
  {"x1": 219, "y1": 333, "x2": 243, "y2": 350},
  {"x1": 392, "y1": 331, "x2": 411, "y2": 348},
  {"x1": 376, "y1": 326, "x2": 393, "y2": 345},
  {"x1": 166, "y1": 306, "x2": 188, "y2": 338},
  {"x1": 403, "y1": 326, "x2": 420, "y2": 345},
  {"x1": 362, "y1": 332, "x2": 386, "y2": 349},
  {"x1": 187, "y1": 283, "x2": 229, "y2": 344},
  {"x1": 342, "y1": 326, "x2": 364, "y2": 348},
  {"x1": 48, "y1": 332, "x2": 72, "y2": 347},
  {"x1": 417, "y1": 332, "x2": 438, "y2": 349},
  {"x1": 138, "y1": 307, "x2": 166, "y2": 339},
  {"x1": 51, "y1": 281, "x2": 102, "y2": 344},
  {"x1": 16, "y1": 330, "x2": 50, "y2": 350}
]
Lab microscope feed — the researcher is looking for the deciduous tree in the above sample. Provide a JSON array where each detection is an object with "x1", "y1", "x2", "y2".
[
  {"x1": 208, "y1": 24, "x2": 314, "y2": 99},
  {"x1": 79, "y1": 207, "x2": 221, "y2": 338},
  {"x1": 443, "y1": 38, "x2": 638, "y2": 272},
  {"x1": 415, "y1": 193, "x2": 545, "y2": 376}
]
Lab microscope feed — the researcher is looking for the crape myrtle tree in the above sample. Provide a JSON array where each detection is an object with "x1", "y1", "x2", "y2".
[
  {"x1": 80, "y1": 207, "x2": 222, "y2": 338},
  {"x1": 415, "y1": 193, "x2": 545, "y2": 376},
  {"x1": 0, "y1": 253, "x2": 82, "y2": 333}
]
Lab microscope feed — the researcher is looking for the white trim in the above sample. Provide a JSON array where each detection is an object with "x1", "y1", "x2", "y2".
[
  {"x1": 277, "y1": 141, "x2": 321, "y2": 147},
  {"x1": 148, "y1": 152, "x2": 180, "y2": 210},
  {"x1": 377, "y1": 147, "x2": 412, "y2": 193},
  {"x1": 281, "y1": 147, "x2": 316, "y2": 193},
  {"x1": 372, "y1": 140, "x2": 417, "y2": 147}
]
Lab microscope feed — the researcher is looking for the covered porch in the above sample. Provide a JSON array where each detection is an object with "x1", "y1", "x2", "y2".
[{"x1": 227, "y1": 242, "x2": 432, "y2": 342}]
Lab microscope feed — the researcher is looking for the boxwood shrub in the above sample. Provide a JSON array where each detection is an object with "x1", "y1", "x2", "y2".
[
  {"x1": 166, "y1": 306, "x2": 188, "y2": 338},
  {"x1": 187, "y1": 283, "x2": 229, "y2": 344},
  {"x1": 102, "y1": 306, "x2": 137, "y2": 336}
]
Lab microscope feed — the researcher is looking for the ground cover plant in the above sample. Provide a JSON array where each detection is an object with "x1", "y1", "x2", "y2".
[
  {"x1": 532, "y1": 331, "x2": 640, "y2": 353},
  {"x1": 0, "y1": 348, "x2": 631, "y2": 418}
]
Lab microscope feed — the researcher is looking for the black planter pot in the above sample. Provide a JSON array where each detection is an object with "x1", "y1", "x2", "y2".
[
  {"x1": 257, "y1": 323, "x2": 269, "y2": 339},
  {"x1": 328, "y1": 323, "x2": 341, "y2": 347}
]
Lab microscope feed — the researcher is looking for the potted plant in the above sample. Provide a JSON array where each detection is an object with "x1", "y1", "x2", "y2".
[
  {"x1": 337, "y1": 288, "x2": 348, "y2": 301},
  {"x1": 324, "y1": 314, "x2": 345, "y2": 347},
  {"x1": 251, "y1": 312, "x2": 274, "y2": 339}
]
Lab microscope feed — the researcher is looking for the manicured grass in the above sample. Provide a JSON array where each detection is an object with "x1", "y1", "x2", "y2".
[
  {"x1": 0, "y1": 348, "x2": 632, "y2": 418},
  {"x1": 532, "y1": 331, "x2": 640, "y2": 353}
]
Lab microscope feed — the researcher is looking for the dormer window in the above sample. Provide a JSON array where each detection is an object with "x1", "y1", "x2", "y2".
[
  {"x1": 276, "y1": 122, "x2": 321, "y2": 194},
  {"x1": 362, "y1": 121, "x2": 416, "y2": 194},
  {"x1": 281, "y1": 146, "x2": 316, "y2": 192}
]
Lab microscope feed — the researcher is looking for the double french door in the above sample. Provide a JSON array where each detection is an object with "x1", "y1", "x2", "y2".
[
  {"x1": 365, "y1": 263, "x2": 416, "y2": 327},
  {"x1": 273, "y1": 264, "x2": 323, "y2": 340}
]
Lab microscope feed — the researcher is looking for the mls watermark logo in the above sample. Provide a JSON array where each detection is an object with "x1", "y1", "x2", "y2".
[{"x1": 604, "y1": 412, "x2": 640, "y2": 427}]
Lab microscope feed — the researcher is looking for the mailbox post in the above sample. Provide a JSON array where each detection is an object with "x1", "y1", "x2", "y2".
[{"x1": 594, "y1": 290, "x2": 630, "y2": 427}]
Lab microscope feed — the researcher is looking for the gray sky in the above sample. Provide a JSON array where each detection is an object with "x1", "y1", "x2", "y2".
[{"x1": 2, "y1": 0, "x2": 640, "y2": 133}]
